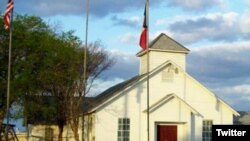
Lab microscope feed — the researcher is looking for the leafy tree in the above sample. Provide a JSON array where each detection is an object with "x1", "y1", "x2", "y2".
[
  {"x1": 0, "y1": 14, "x2": 55, "y2": 132},
  {"x1": 0, "y1": 14, "x2": 114, "y2": 141},
  {"x1": 0, "y1": 14, "x2": 80, "y2": 140}
]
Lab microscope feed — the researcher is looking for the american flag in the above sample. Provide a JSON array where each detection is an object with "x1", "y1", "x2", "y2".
[{"x1": 4, "y1": 0, "x2": 14, "y2": 30}]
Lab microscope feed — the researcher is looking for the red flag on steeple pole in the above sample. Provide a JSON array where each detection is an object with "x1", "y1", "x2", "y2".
[
  {"x1": 139, "y1": 2, "x2": 148, "y2": 50},
  {"x1": 139, "y1": 1, "x2": 150, "y2": 141}
]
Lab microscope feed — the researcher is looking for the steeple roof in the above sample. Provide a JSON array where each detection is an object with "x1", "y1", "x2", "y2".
[{"x1": 137, "y1": 33, "x2": 189, "y2": 56}]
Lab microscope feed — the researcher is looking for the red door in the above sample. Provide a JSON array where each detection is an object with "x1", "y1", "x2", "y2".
[{"x1": 157, "y1": 125, "x2": 177, "y2": 141}]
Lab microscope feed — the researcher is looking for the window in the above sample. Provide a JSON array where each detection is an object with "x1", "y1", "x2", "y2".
[
  {"x1": 162, "y1": 65, "x2": 177, "y2": 82},
  {"x1": 45, "y1": 127, "x2": 53, "y2": 141},
  {"x1": 202, "y1": 120, "x2": 213, "y2": 141},
  {"x1": 118, "y1": 118, "x2": 130, "y2": 141},
  {"x1": 162, "y1": 71, "x2": 174, "y2": 82}
]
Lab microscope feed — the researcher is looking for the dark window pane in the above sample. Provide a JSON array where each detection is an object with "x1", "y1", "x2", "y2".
[
  {"x1": 119, "y1": 119, "x2": 122, "y2": 124},
  {"x1": 118, "y1": 118, "x2": 130, "y2": 141},
  {"x1": 202, "y1": 120, "x2": 212, "y2": 141}
]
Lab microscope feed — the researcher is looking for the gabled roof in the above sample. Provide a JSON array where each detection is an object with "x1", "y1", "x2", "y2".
[
  {"x1": 82, "y1": 59, "x2": 239, "y2": 116},
  {"x1": 82, "y1": 33, "x2": 238, "y2": 116},
  {"x1": 137, "y1": 33, "x2": 189, "y2": 56},
  {"x1": 150, "y1": 33, "x2": 190, "y2": 52},
  {"x1": 143, "y1": 93, "x2": 203, "y2": 117},
  {"x1": 82, "y1": 74, "x2": 145, "y2": 113},
  {"x1": 82, "y1": 60, "x2": 181, "y2": 113},
  {"x1": 95, "y1": 75, "x2": 145, "y2": 101}
]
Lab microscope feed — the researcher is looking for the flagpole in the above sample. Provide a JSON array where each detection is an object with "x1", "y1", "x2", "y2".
[
  {"x1": 145, "y1": 1, "x2": 150, "y2": 141},
  {"x1": 5, "y1": 9, "x2": 14, "y2": 141},
  {"x1": 82, "y1": 0, "x2": 90, "y2": 140},
  {"x1": 83, "y1": 0, "x2": 90, "y2": 91}
]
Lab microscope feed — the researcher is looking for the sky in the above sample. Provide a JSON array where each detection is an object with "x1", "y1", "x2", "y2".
[{"x1": 1, "y1": 0, "x2": 250, "y2": 113}]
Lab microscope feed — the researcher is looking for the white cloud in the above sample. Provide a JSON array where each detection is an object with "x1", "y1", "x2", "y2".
[
  {"x1": 151, "y1": 30, "x2": 171, "y2": 40},
  {"x1": 190, "y1": 41, "x2": 250, "y2": 53},
  {"x1": 222, "y1": 12, "x2": 238, "y2": 26},
  {"x1": 109, "y1": 49, "x2": 139, "y2": 65},
  {"x1": 101, "y1": 50, "x2": 139, "y2": 80},
  {"x1": 212, "y1": 84, "x2": 250, "y2": 110},
  {"x1": 111, "y1": 15, "x2": 140, "y2": 28},
  {"x1": 89, "y1": 78, "x2": 125, "y2": 96},
  {"x1": 119, "y1": 33, "x2": 137, "y2": 44},
  {"x1": 167, "y1": 0, "x2": 224, "y2": 11},
  {"x1": 186, "y1": 40, "x2": 250, "y2": 89},
  {"x1": 245, "y1": 0, "x2": 250, "y2": 4},
  {"x1": 178, "y1": 0, "x2": 204, "y2": 9},
  {"x1": 128, "y1": 16, "x2": 140, "y2": 25},
  {"x1": 167, "y1": 12, "x2": 240, "y2": 44},
  {"x1": 240, "y1": 9, "x2": 250, "y2": 34},
  {"x1": 215, "y1": 84, "x2": 250, "y2": 96},
  {"x1": 184, "y1": 41, "x2": 250, "y2": 111},
  {"x1": 2, "y1": 0, "x2": 162, "y2": 17},
  {"x1": 155, "y1": 19, "x2": 168, "y2": 26},
  {"x1": 90, "y1": 50, "x2": 140, "y2": 96}
]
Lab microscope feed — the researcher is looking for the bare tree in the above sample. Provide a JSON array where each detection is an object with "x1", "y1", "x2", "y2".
[{"x1": 69, "y1": 41, "x2": 114, "y2": 141}]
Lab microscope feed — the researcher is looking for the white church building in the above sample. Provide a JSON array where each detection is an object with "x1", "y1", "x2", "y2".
[
  {"x1": 81, "y1": 33, "x2": 239, "y2": 141},
  {"x1": 28, "y1": 33, "x2": 239, "y2": 141}
]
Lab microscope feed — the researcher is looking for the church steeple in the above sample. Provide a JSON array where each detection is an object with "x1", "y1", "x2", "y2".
[{"x1": 137, "y1": 33, "x2": 190, "y2": 75}]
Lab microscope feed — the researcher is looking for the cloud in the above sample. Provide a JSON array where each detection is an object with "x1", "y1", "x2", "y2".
[
  {"x1": 245, "y1": 0, "x2": 250, "y2": 4},
  {"x1": 155, "y1": 19, "x2": 168, "y2": 26},
  {"x1": 88, "y1": 49, "x2": 140, "y2": 96},
  {"x1": 100, "y1": 50, "x2": 139, "y2": 80},
  {"x1": 187, "y1": 41, "x2": 250, "y2": 82},
  {"x1": 86, "y1": 0, "x2": 161, "y2": 17},
  {"x1": 118, "y1": 33, "x2": 138, "y2": 45},
  {"x1": 0, "y1": 0, "x2": 228, "y2": 21},
  {"x1": 185, "y1": 41, "x2": 250, "y2": 111},
  {"x1": 97, "y1": 42, "x2": 250, "y2": 111},
  {"x1": 167, "y1": 0, "x2": 224, "y2": 12},
  {"x1": 240, "y1": 9, "x2": 250, "y2": 34},
  {"x1": 216, "y1": 84, "x2": 250, "y2": 96},
  {"x1": 1, "y1": 0, "x2": 162, "y2": 17},
  {"x1": 111, "y1": 15, "x2": 140, "y2": 28},
  {"x1": 167, "y1": 12, "x2": 242, "y2": 44},
  {"x1": 89, "y1": 78, "x2": 125, "y2": 96},
  {"x1": 213, "y1": 84, "x2": 250, "y2": 111},
  {"x1": 11, "y1": 0, "x2": 85, "y2": 16},
  {"x1": 2, "y1": 0, "x2": 222, "y2": 18}
]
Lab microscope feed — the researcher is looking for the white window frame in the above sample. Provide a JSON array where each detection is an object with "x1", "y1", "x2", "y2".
[
  {"x1": 118, "y1": 118, "x2": 130, "y2": 141},
  {"x1": 202, "y1": 120, "x2": 213, "y2": 141}
]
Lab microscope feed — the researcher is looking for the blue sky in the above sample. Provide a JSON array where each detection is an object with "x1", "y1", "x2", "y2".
[{"x1": 1, "y1": 0, "x2": 250, "y2": 113}]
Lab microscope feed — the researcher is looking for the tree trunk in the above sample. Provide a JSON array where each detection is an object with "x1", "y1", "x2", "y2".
[
  {"x1": 71, "y1": 116, "x2": 79, "y2": 141},
  {"x1": 69, "y1": 96, "x2": 81, "y2": 141},
  {"x1": 0, "y1": 120, "x2": 2, "y2": 141},
  {"x1": 73, "y1": 131, "x2": 79, "y2": 141},
  {"x1": 0, "y1": 111, "x2": 6, "y2": 141},
  {"x1": 58, "y1": 124, "x2": 64, "y2": 141}
]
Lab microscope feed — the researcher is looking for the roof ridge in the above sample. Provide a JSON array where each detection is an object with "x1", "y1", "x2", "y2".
[{"x1": 136, "y1": 33, "x2": 189, "y2": 56}]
